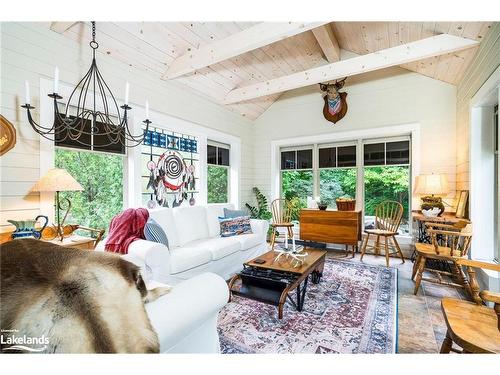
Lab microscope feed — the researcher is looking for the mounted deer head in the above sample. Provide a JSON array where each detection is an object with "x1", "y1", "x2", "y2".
[{"x1": 319, "y1": 78, "x2": 348, "y2": 124}]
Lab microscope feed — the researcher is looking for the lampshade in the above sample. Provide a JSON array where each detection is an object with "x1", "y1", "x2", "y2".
[
  {"x1": 414, "y1": 174, "x2": 449, "y2": 195},
  {"x1": 31, "y1": 168, "x2": 83, "y2": 193}
]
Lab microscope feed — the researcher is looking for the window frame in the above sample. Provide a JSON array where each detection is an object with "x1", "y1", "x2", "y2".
[
  {"x1": 494, "y1": 104, "x2": 499, "y2": 263},
  {"x1": 207, "y1": 140, "x2": 231, "y2": 204}
]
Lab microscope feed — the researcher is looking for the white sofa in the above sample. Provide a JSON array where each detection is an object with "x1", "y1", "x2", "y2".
[
  {"x1": 121, "y1": 203, "x2": 269, "y2": 285},
  {"x1": 123, "y1": 253, "x2": 228, "y2": 353}
]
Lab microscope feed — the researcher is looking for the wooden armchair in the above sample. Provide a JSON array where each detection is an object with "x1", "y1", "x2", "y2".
[
  {"x1": 440, "y1": 258, "x2": 500, "y2": 354},
  {"x1": 412, "y1": 221, "x2": 472, "y2": 295}
]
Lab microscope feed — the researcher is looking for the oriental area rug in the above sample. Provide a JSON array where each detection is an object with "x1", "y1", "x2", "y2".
[{"x1": 217, "y1": 258, "x2": 397, "y2": 354}]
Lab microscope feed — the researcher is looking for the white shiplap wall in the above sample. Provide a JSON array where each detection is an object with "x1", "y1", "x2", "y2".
[
  {"x1": 0, "y1": 22, "x2": 254, "y2": 231},
  {"x1": 456, "y1": 23, "x2": 500, "y2": 191},
  {"x1": 252, "y1": 66, "x2": 458, "y2": 210}
]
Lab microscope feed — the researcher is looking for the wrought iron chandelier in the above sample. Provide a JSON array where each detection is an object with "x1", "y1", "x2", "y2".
[{"x1": 22, "y1": 21, "x2": 149, "y2": 148}]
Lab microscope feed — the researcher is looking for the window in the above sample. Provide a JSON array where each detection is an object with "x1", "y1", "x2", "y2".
[
  {"x1": 319, "y1": 145, "x2": 357, "y2": 209},
  {"x1": 207, "y1": 142, "x2": 230, "y2": 203},
  {"x1": 363, "y1": 140, "x2": 411, "y2": 234},
  {"x1": 279, "y1": 137, "x2": 411, "y2": 235},
  {"x1": 280, "y1": 148, "x2": 313, "y2": 217},
  {"x1": 494, "y1": 105, "x2": 499, "y2": 262},
  {"x1": 55, "y1": 148, "x2": 124, "y2": 236}
]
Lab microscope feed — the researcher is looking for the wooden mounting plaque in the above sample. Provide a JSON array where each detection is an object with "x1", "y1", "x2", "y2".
[{"x1": 0, "y1": 114, "x2": 16, "y2": 156}]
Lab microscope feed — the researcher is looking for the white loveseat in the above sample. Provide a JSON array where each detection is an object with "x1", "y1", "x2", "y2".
[{"x1": 123, "y1": 203, "x2": 269, "y2": 284}]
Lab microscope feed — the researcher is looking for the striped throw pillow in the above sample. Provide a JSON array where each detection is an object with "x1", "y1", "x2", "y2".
[{"x1": 143, "y1": 218, "x2": 169, "y2": 248}]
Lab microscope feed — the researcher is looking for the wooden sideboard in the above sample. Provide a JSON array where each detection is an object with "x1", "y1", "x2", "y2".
[{"x1": 299, "y1": 209, "x2": 362, "y2": 257}]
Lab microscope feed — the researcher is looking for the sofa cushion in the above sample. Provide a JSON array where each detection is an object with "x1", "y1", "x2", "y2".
[
  {"x1": 169, "y1": 247, "x2": 212, "y2": 274},
  {"x1": 173, "y1": 206, "x2": 209, "y2": 246},
  {"x1": 149, "y1": 208, "x2": 179, "y2": 247},
  {"x1": 206, "y1": 204, "x2": 234, "y2": 237},
  {"x1": 185, "y1": 237, "x2": 241, "y2": 261},
  {"x1": 233, "y1": 233, "x2": 261, "y2": 251},
  {"x1": 223, "y1": 208, "x2": 248, "y2": 218},
  {"x1": 143, "y1": 218, "x2": 169, "y2": 249},
  {"x1": 219, "y1": 216, "x2": 252, "y2": 237}
]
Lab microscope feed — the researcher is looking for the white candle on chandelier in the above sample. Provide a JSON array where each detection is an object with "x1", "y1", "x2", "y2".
[
  {"x1": 54, "y1": 66, "x2": 59, "y2": 93},
  {"x1": 25, "y1": 80, "x2": 30, "y2": 104},
  {"x1": 145, "y1": 100, "x2": 149, "y2": 119},
  {"x1": 124, "y1": 82, "x2": 130, "y2": 105}
]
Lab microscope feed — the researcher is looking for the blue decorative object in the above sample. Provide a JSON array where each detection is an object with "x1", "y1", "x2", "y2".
[
  {"x1": 8, "y1": 215, "x2": 48, "y2": 240},
  {"x1": 159, "y1": 133, "x2": 167, "y2": 148},
  {"x1": 143, "y1": 130, "x2": 153, "y2": 146},
  {"x1": 151, "y1": 131, "x2": 160, "y2": 147},
  {"x1": 167, "y1": 135, "x2": 179, "y2": 150}
]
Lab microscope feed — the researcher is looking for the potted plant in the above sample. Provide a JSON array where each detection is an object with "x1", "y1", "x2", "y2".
[{"x1": 245, "y1": 187, "x2": 274, "y2": 240}]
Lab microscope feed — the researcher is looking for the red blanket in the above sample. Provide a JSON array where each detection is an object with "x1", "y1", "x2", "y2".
[{"x1": 105, "y1": 208, "x2": 149, "y2": 254}]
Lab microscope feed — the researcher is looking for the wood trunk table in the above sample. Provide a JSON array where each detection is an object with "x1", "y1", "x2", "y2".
[
  {"x1": 299, "y1": 209, "x2": 362, "y2": 257},
  {"x1": 229, "y1": 249, "x2": 326, "y2": 319}
]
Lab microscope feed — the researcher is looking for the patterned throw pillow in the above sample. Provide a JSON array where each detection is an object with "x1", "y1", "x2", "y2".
[
  {"x1": 219, "y1": 216, "x2": 253, "y2": 237},
  {"x1": 143, "y1": 218, "x2": 169, "y2": 248},
  {"x1": 223, "y1": 208, "x2": 248, "y2": 219}
]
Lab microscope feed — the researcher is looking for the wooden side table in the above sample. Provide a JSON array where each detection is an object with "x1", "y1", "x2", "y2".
[
  {"x1": 299, "y1": 209, "x2": 362, "y2": 257},
  {"x1": 411, "y1": 211, "x2": 471, "y2": 269},
  {"x1": 42, "y1": 234, "x2": 97, "y2": 250},
  {"x1": 412, "y1": 211, "x2": 470, "y2": 244}
]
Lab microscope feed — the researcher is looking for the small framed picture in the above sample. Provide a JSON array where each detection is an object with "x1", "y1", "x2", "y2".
[{"x1": 455, "y1": 190, "x2": 469, "y2": 218}]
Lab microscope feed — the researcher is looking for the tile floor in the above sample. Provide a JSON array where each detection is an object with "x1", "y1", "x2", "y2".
[{"x1": 326, "y1": 250, "x2": 468, "y2": 353}]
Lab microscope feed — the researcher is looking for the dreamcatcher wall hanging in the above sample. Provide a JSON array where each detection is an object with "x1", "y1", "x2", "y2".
[{"x1": 146, "y1": 150, "x2": 196, "y2": 208}]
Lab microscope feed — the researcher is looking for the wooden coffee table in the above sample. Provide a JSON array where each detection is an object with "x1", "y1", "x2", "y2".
[{"x1": 229, "y1": 248, "x2": 326, "y2": 319}]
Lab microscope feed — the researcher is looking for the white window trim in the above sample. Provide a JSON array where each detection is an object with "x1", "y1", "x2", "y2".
[
  {"x1": 271, "y1": 123, "x2": 421, "y2": 241},
  {"x1": 469, "y1": 64, "x2": 500, "y2": 265}
]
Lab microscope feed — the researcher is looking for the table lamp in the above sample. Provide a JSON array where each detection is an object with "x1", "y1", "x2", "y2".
[
  {"x1": 414, "y1": 174, "x2": 449, "y2": 216},
  {"x1": 31, "y1": 168, "x2": 83, "y2": 240}
]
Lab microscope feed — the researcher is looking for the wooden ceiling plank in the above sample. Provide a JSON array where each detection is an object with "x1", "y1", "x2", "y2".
[
  {"x1": 311, "y1": 24, "x2": 341, "y2": 62},
  {"x1": 50, "y1": 22, "x2": 79, "y2": 34},
  {"x1": 224, "y1": 34, "x2": 479, "y2": 104},
  {"x1": 387, "y1": 22, "x2": 400, "y2": 48},
  {"x1": 164, "y1": 22, "x2": 328, "y2": 79}
]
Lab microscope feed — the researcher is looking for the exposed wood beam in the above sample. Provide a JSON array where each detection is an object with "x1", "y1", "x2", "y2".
[
  {"x1": 311, "y1": 24, "x2": 340, "y2": 63},
  {"x1": 163, "y1": 22, "x2": 329, "y2": 80},
  {"x1": 224, "y1": 34, "x2": 479, "y2": 104},
  {"x1": 50, "y1": 22, "x2": 79, "y2": 33}
]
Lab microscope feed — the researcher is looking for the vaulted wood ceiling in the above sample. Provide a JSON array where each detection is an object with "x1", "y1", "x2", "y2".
[{"x1": 53, "y1": 22, "x2": 493, "y2": 120}]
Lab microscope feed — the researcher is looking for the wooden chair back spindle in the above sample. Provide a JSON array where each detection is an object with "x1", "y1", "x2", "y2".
[
  {"x1": 427, "y1": 221, "x2": 472, "y2": 257},
  {"x1": 271, "y1": 199, "x2": 292, "y2": 225},
  {"x1": 374, "y1": 201, "x2": 403, "y2": 233}
]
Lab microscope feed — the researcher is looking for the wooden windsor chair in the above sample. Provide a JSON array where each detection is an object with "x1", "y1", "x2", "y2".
[
  {"x1": 439, "y1": 258, "x2": 500, "y2": 354},
  {"x1": 412, "y1": 221, "x2": 473, "y2": 296},
  {"x1": 360, "y1": 200, "x2": 405, "y2": 267},
  {"x1": 270, "y1": 198, "x2": 295, "y2": 252}
]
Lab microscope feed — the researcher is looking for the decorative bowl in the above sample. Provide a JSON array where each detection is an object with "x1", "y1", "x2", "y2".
[{"x1": 317, "y1": 204, "x2": 328, "y2": 210}]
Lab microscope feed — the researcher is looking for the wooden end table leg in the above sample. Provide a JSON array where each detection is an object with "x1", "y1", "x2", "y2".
[{"x1": 439, "y1": 330, "x2": 453, "y2": 353}]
